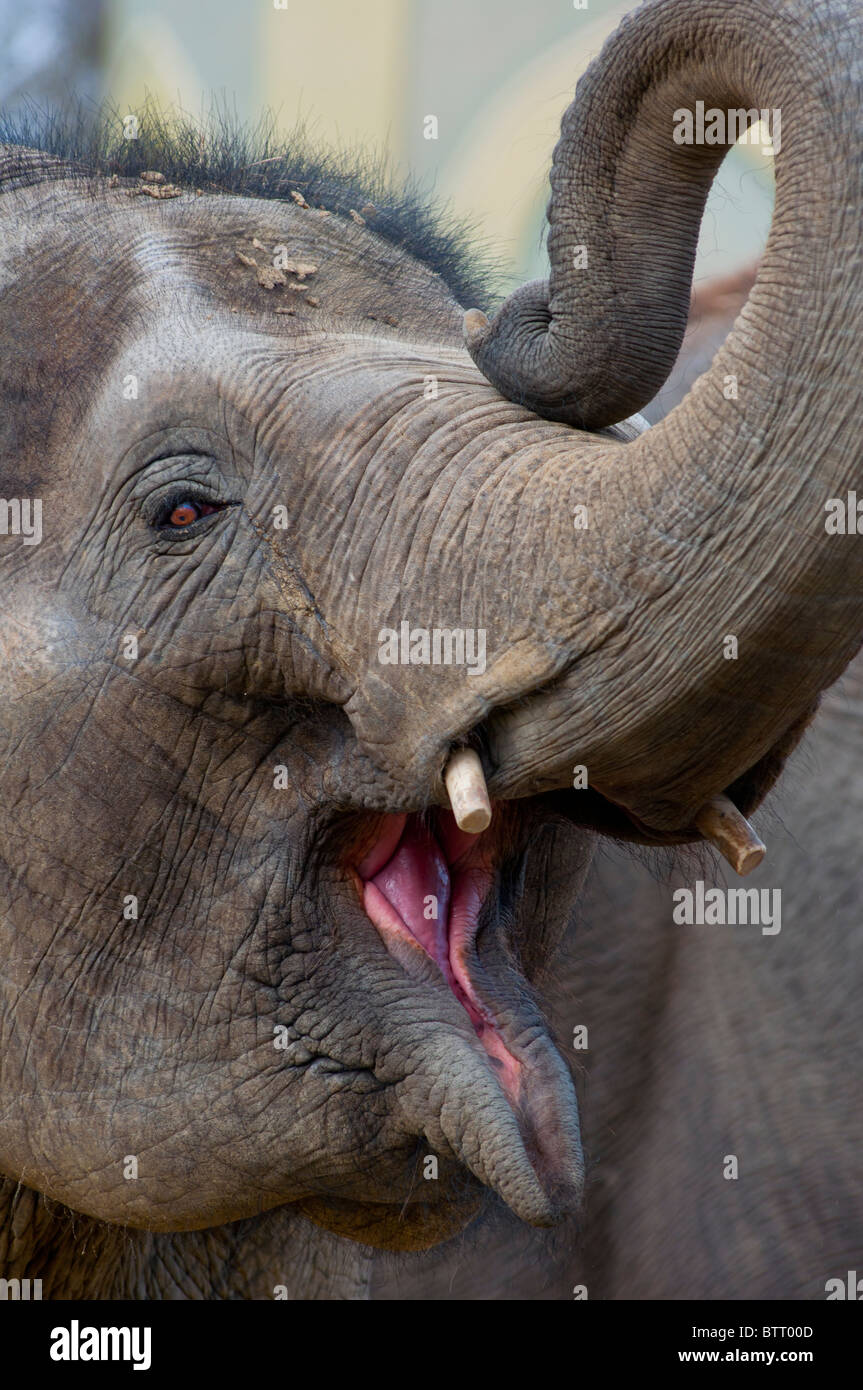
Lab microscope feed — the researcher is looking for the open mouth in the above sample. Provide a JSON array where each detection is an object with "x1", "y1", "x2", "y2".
[
  {"x1": 341, "y1": 798, "x2": 588, "y2": 1228},
  {"x1": 355, "y1": 808, "x2": 522, "y2": 1100}
]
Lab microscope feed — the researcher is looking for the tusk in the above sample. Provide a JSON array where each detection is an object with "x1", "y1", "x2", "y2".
[
  {"x1": 444, "y1": 747, "x2": 492, "y2": 834},
  {"x1": 694, "y1": 794, "x2": 765, "y2": 877}
]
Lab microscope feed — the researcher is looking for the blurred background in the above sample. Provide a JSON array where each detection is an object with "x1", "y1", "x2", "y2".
[{"x1": 0, "y1": 0, "x2": 773, "y2": 294}]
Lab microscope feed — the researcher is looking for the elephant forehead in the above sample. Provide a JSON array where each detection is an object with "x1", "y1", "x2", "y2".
[
  {"x1": 0, "y1": 178, "x2": 465, "y2": 347},
  {"x1": 70, "y1": 314, "x2": 491, "y2": 497}
]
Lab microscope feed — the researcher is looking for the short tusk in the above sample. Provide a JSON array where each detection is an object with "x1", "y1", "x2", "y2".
[
  {"x1": 694, "y1": 795, "x2": 765, "y2": 877},
  {"x1": 444, "y1": 747, "x2": 492, "y2": 834}
]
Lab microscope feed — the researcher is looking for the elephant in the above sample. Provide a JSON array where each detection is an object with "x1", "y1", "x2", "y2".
[{"x1": 0, "y1": 0, "x2": 861, "y2": 1300}]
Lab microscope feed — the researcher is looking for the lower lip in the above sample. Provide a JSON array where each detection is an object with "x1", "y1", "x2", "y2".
[{"x1": 355, "y1": 810, "x2": 523, "y2": 1100}]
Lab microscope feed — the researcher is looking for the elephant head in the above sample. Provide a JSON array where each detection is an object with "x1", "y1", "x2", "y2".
[{"x1": 0, "y1": 0, "x2": 860, "y2": 1262}]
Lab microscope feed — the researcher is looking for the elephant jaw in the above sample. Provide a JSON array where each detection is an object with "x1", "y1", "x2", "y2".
[{"x1": 353, "y1": 808, "x2": 583, "y2": 1226}]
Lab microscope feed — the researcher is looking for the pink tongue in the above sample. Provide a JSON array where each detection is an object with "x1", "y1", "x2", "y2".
[{"x1": 371, "y1": 821, "x2": 451, "y2": 969}]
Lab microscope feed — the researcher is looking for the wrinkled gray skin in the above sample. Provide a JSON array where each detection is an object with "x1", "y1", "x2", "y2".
[{"x1": 1, "y1": 0, "x2": 862, "y2": 1298}]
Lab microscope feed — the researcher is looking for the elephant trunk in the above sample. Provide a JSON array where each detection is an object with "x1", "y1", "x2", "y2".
[
  {"x1": 440, "y1": 0, "x2": 863, "y2": 834},
  {"x1": 466, "y1": 0, "x2": 860, "y2": 430}
]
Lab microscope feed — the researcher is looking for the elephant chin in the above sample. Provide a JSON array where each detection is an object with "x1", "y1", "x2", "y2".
[{"x1": 296, "y1": 1190, "x2": 485, "y2": 1253}]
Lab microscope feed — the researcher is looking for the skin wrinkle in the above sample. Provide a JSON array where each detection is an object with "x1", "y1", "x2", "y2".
[{"x1": 245, "y1": 510, "x2": 355, "y2": 690}]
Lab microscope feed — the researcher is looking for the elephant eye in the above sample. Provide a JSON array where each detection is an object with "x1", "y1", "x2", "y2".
[
  {"x1": 168, "y1": 500, "x2": 216, "y2": 526},
  {"x1": 153, "y1": 495, "x2": 228, "y2": 531}
]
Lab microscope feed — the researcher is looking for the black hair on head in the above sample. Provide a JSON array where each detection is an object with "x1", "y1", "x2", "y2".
[{"x1": 0, "y1": 96, "x2": 503, "y2": 313}]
